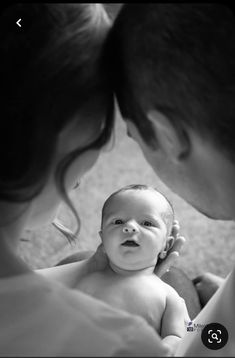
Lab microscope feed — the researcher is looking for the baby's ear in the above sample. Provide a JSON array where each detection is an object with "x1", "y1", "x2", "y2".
[
  {"x1": 99, "y1": 230, "x2": 103, "y2": 240},
  {"x1": 159, "y1": 236, "x2": 175, "y2": 260}
]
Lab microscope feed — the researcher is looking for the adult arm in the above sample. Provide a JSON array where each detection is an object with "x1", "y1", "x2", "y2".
[
  {"x1": 36, "y1": 244, "x2": 108, "y2": 288},
  {"x1": 193, "y1": 272, "x2": 225, "y2": 307}
]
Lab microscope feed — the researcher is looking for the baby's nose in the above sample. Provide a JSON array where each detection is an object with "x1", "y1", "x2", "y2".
[{"x1": 122, "y1": 225, "x2": 137, "y2": 234}]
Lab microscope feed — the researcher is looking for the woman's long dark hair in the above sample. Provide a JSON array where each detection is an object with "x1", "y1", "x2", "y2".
[{"x1": 0, "y1": 4, "x2": 115, "y2": 237}]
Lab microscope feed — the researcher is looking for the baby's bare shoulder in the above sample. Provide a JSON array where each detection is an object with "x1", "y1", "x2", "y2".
[
  {"x1": 76, "y1": 271, "x2": 107, "y2": 293},
  {"x1": 122, "y1": 274, "x2": 167, "y2": 298},
  {"x1": 139, "y1": 273, "x2": 167, "y2": 290},
  {"x1": 133, "y1": 275, "x2": 183, "y2": 305},
  {"x1": 78, "y1": 270, "x2": 104, "y2": 284}
]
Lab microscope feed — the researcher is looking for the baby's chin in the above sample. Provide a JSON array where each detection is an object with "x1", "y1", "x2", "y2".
[{"x1": 109, "y1": 259, "x2": 156, "y2": 274}]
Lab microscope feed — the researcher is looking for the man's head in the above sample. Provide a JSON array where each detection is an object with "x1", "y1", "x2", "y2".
[
  {"x1": 100, "y1": 184, "x2": 174, "y2": 271},
  {"x1": 108, "y1": 4, "x2": 235, "y2": 219}
]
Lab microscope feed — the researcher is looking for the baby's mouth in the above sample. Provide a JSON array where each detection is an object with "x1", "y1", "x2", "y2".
[{"x1": 121, "y1": 240, "x2": 140, "y2": 247}]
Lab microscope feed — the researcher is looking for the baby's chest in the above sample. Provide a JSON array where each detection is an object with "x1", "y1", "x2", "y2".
[{"x1": 102, "y1": 279, "x2": 167, "y2": 330}]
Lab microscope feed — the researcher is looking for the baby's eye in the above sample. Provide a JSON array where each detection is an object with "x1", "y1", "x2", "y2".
[
  {"x1": 142, "y1": 220, "x2": 153, "y2": 227},
  {"x1": 114, "y1": 219, "x2": 123, "y2": 225}
]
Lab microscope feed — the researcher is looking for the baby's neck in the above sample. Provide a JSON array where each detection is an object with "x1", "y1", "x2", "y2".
[{"x1": 107, "y1": 261, "x2": 155, "y2": 277}]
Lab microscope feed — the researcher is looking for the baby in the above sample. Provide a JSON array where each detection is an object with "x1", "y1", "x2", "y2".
[{"x1": 76, "y1": 184, "x2": 188, "y2": 351}]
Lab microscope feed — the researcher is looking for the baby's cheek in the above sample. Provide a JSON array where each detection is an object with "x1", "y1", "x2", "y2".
[
  {"x1": 148, "y1": 241, "x2": 162, "y2": 257},
  {"x1": 102, "y1": 236, "x2": 113, "y2": 254},
  {"x1": 104, "y1": 242, "x2": 119, "y2": 262}
]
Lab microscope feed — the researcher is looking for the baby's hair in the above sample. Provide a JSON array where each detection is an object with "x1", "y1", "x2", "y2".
[
  {"x1": 101, "y1": 184, "x2": 174, "y2": 236},
  {"x1": 108, "y1": 4, "x2": 235, "y2": 161},
  {"x1": 0, "y1": 4, "x2": 114, "y2": 239}
]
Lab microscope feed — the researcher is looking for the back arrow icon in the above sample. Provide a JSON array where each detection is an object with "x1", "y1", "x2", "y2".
[{"x1": 16, "y1": 19, "x2": 21, "y2": 27}]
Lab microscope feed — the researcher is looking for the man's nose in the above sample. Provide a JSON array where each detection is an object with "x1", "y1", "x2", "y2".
[{"x1": 122, "y1": 221, "x2": 138, "y2": 234}]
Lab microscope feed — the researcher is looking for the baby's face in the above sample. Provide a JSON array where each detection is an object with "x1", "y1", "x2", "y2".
[{"x1": 101, "y1": 190, "x2": 169, "y2": 271}]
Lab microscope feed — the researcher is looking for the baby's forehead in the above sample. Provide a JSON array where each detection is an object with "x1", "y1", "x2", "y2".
[{"x1": 104, "y1": 189, "x2": 169, "y2": 214}]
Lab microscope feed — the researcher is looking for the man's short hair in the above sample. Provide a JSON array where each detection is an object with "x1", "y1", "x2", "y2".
[{"x1": 108, "y1": 4, "x2": 235, "y2": 161}]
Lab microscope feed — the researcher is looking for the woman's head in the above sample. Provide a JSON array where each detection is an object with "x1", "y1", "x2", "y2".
[{"x1": 0, "y1": 4, "x2": 114, "y2": 230}]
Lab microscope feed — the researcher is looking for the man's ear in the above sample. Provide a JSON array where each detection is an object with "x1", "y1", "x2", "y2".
[
  {"x1": 147, "y1": 110, "x2": 190, "y2": 161},
  {"x1": 99, "y1": 230, "x2": 103, "y2": 240}
]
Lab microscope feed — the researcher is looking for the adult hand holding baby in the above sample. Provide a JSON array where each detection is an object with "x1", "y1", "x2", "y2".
[
  {"x1": 154, "y1": 220, "x2": 186, "y2": 277},
  {"x1": 193, "y1": 272, "x2": 224, "y2": 307}
]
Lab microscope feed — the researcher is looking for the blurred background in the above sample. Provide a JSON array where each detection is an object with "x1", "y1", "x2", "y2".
[{"x1": 18, "y1": 4, "x2": 235, "y2": 280}]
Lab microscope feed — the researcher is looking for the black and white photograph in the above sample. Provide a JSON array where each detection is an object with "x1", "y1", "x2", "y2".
[{"x1": 0, "y1": 3, "x2": 235, "y2": 356}]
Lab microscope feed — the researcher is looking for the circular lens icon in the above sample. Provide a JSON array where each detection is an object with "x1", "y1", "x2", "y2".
[{"x1": 201, "y1": 323, "x2": 228, "y2": 350}]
